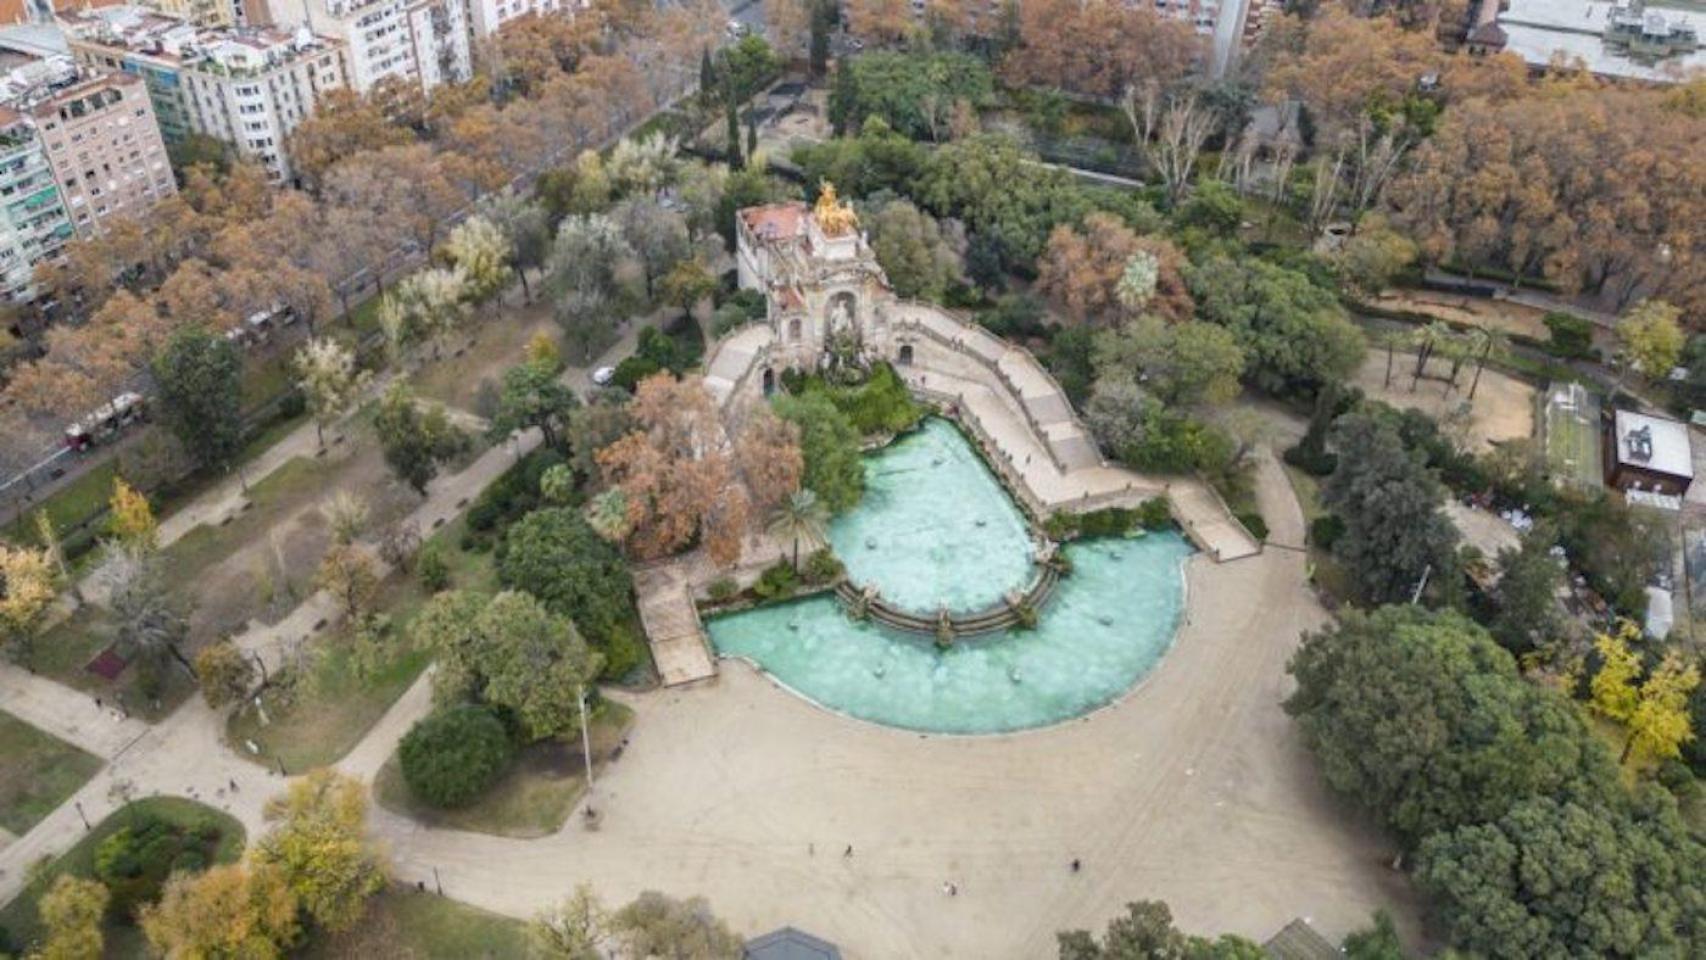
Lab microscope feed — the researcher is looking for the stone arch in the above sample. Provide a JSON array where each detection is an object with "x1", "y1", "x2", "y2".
[
  {"x1": 761, "y1": 367, "x2": 776, "y2": 396},
  {"x1": 788, "y1": 316, "x2": 802, "y2": 341},
  {"x1": 897, "y1": 343, "x2": 914, "y2": 366}
]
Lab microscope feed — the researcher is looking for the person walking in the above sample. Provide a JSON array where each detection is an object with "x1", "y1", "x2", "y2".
[
  {"x1": 843, "y1": 844, "x2": 853, "y2": 858},
  {"x1": 1070, "y1": 858, "x2": 1081, "y2": 874}
]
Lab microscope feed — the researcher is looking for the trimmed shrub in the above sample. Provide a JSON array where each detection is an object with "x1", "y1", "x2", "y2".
[
  {"x1": 1543, "y1": 311, "x2": 1595, "y2": 360},
  {"x1": 597, "y1": 623, "x2": 648, "y2": 683},
  {"x1": 416, "y1": 544, "x2": 450, "y2": 592},
  {"x1": 707, "y1": 577, "x2": 739, "y2": 602},
  {"x1": 399, "y1": 705, "x2": 514, "y2": 809},
  {"x1": 803, "y1": 548, "x2": 844, "y2": 584},
  {"x1": 1235, "y1": 510, "x2": 1268, "y2": 542},
  {"x1": 1137, "y1": 497, "x2": 1172, "y2": 530},
  {"x1": 751, "y1": 561, "x2": 800, "y2": 600},
  {"x1": 93, "y1": 811, "x2": 223, "y2": 917},
  {"x1": 1310, "y1": 514, "x2": 1345, "y2": 550}
]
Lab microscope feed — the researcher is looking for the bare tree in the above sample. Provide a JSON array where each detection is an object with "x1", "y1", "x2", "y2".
[{"x1": 1123, "y1": 82, "x2": 1218, "y2": 207}]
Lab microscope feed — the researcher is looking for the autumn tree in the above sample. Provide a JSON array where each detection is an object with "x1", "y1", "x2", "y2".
[
  {"x1": 609, "y1": 891, "x2": 744, "y2": 959},
  {"x1": 252, "y1": 769, "x2": 386, "y2": 932},
  {"x1": 373, "y1": 382, "x2": 467, "y2": 495},
  {"x1": 108, "y1": 476, "x2": 159, "y2": 550},
  {"x1": 152, "y1": 327, "x2": 245, "y2": 474},
  {"x1": 1616, "y1": 300, "x2": 1684, "y2": 384},
  {"x1": 316, "y1": 542, "x2": 381, "y2": 621},
  {"x1": 1122, "y1": 83, "x2": 1217, "y2": 207},
  {"x1": 142, "y1": 863, "x2": 300, "y2": 958},
  {"x1": 1037, "y1": 214, "x2": 1191, "y2": 326},
  {"x1": 845, "y1": 0, "x2": 913, "y2": 45},
  {"x1": 596, "y1": 373, "x2": 751, "y2": 567},
  {"x1": 1387, "y1": 84, "x2": 1704, "y2": 317},
  {"x1": 764, "y1": 0, "x2": 812, "y2": 54},
  {"x1": 285, "y1": 89, "x2": 414, "y2": 189},
  {"x1": 195, "y1": 639, "x2": 257, "y2": 708},
  {"x1": 0, "y1": 542, "x2": 58, "y2": 663},
  {"x1": 533, "y1": 884, "x2": 608, "y2": 959},
  {"x1": 732, "y1": 404, "x2": 803, "y2": 513},
  {"x1": 478, "y1": 189, "x2": 552, "y2": 302},
  {"x1": 295, "y1": 337, "x2": 370, "y2": 450},
  {"x1": 1592, "y1": 625, "x2": 1702, "y2": 764},
  {"x1": 442, "y1": 215, "x2": 514, "y2": 309},
  {"x1": 1002, "y1": 0, "x2": 1202, "y2": 100},
  {"x1": 34, "y1": 874, "x2": 110, "y2": 960}
]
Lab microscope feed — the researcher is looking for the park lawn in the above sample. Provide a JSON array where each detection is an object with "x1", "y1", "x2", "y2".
[
  {"x1": 227, "y1": 519, "x2": 496, "y2": 772},
  {"x1": 0, "y1": 710, "x2": 102, "y2": 836},
  {"x1": 410, "y1": 300, "x2": 557, "y2": 413},
  {"x1": 1281, "y1": 464, "x2": 1325, "y2": 527},
  {"x1": 374, "y1": 701, "x2": 634, "y2": 839},
  {"x1": 159, "y1": 455, "x2": 327, "y2": 587},
  {"x1": 0, "y1": 797, "x2": 244, "y2": 956},
  {"x1": 299, "y1": 886, "x2": 532, "y2": 959},
  {"x1": 2, "y1": 458, "x2": 117, "y2": 549}
]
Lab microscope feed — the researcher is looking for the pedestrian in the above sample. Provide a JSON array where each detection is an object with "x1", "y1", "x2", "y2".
[
  {"x1": 230, "y1": 779, "x2": 239, "y2": 792},
  {"x1": 1070, "y1": 858, "x2": 1081, "y2": 873},
  {"x1": 949, "y1": 883, "x2": 958, "y2": 896},
  {"x1": 942, "y1": 882, "x2": 952, "y2": 896},
  {"x1": 843, "y1": 844, "x2": 853, "y2": 858},
  {"x1": 95, "y1": 697, "x2": 103, "y2": 710}
]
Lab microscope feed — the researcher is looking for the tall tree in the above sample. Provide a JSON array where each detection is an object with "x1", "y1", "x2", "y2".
[
  {"x1": 1488, "y1": 524, "x2": 1565, "y2": 657},
  {"x1": 768, "y1": 489, "x2": 829, "y2": 570},
  {"x1": 373, "y1": 382, "x2": 466, "y2": 495},
  {"x1": 478, "y1": 190, "x2": 552, "y2": 303},
  {"x1": 492, "y1": 358, "x2": 580, "y2": 449},
  {"x1": 774, "y1": 393, "x2": 864, "y2": 513},
  {"x1": 1616, "y1": 299, "x2": 1684, "y2": 384},
  {"x1": 596, "y1": 373, "x2": 751, "y2": 567},
  {"x1": 411, "y1": 589, "x2": 604, "y2": 740},
  {"x1": 294, "y1": 337, "x2": 370, "y2": 450},
  {"x1": 1416, "y1": 794, "x2": 1706, "y2": 960},
  {"x1": 34, "y1": 874, "x2": 109, "y2": 960},
  {"x1": 0, "y1": 542, "x2": 57, "y2": 663},
  {"x1": 103, "y1": 543, "x2": 194, "y2": 677},
  {"x1": 608, "y1": 891, "x2": 744, "y2": 960},
  {"x1": 152, "y1": 326, "x2": 245, "y2": 474},
  {"x1": 532, "y1": 883, "x2": 608, "y2": 959},
  {"x1": 866, "y1": 199, "x2": 961, "y2": 301},
  {"x1": 252, "y1": 769, "x2": 386, "y2": 933},
  {"x1": 141, "y1": 863, "x2": 300, "y2": 959},
  {"x1": 442, "y1": 216, "x2": 514, "y2": 309},
  {"x1": 1285, "y1": 605, "x2": 1620, "y2": 849},
  {"x1": 496, "y1": 507, "x2": 633, "y2": 644},
  {"x1": 1319, "y1": 413, "x2": 1458, "y2": 605}
]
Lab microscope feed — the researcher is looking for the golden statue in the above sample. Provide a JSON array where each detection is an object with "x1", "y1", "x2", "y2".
[{"x1": 814, "y1": 181, "x2": 859, "y2": 237}]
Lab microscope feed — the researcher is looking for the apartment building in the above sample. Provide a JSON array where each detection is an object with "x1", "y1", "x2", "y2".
[
  {"x1": 65, "y1": 6, "x2": 348, "y2": 180},
  {"x1": 0, "y1": 107, "x2": 71, "y2": 300},
  {"x1": 465, "y1": 0, "x2": 568, "y2": 39},
  {"x1": 28, "y1": 71, "x2": 176, "y2": 240},
  {"x1": 273, "y1": 0, "x2": 470, "y2": 93}
]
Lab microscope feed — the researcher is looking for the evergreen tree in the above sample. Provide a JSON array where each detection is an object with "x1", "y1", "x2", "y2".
[
  {"x1": 725, "y1": 83, "x2": 743, "y2": 168},
  {"x1": 699, "y1": 47, "x2": 715, "y2": 107},
  {"x1": 809, "y1": 1, "x2": 830, "y2": 80},
  {"x1": 746, "y1": 111, "x2": 758, "y2": 158}
]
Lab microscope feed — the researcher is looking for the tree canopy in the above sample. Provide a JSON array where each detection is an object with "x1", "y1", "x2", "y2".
[{"x1": 497, "y1": 506, "x2": 633, "y2": 644}]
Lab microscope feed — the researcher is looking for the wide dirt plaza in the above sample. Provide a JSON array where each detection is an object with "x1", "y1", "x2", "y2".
[{"x1": 371, "y1": 450, "x2": 1418, "y2": 958}]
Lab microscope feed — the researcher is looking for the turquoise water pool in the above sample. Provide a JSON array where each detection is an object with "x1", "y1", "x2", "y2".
[
  {"x1": 707, "y1": 419, "x2": 1195, "y2": 734},
  {"x1": 828, "y1": 418, "x2": 1034, "y2": 615}
]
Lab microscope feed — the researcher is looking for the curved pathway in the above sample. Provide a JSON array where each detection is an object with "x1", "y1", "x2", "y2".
[{"x1": 354, "y1": 448, "x2": 1419, "y2": 958}]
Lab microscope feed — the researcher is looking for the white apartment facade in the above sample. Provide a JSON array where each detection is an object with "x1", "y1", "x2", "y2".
[
  {"x1": 279, "y1": 0, "x2": 470, "y2": 93},
  {"x1": 64, "y1": 7, "x2": 348, "y2": 181},
  {"x1": 465, "y1": 0, "x2": 568, "y2": 39}
]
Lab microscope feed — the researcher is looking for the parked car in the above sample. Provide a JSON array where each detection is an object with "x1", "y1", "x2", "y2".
[{"x1": 592, "y1": 366, "x2": 616, "y2": 386}]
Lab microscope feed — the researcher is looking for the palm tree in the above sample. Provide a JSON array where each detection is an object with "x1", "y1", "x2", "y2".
[
  {"x1": 1468, "y1": 327, "x2": 1507, "y2": 400},
  {"x1": 584, "y1": 488, "x2": 631, "y2": 546},
  {"x1": 768, "y1": 489, "x2": 829, "y2": 571}
]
